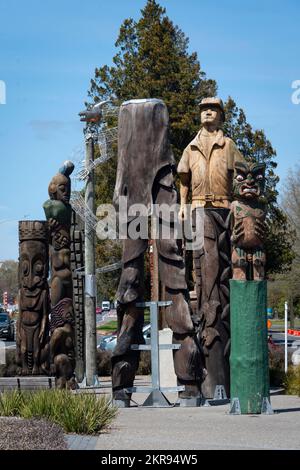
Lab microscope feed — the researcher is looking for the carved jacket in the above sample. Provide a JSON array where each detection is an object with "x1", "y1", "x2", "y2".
[{"x1": 178, "y1": 128, "x2": 245, "y2": 209}]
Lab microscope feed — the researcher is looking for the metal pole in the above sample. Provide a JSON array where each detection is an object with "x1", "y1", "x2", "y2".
[
  {"x1": 84, "y1": 135, "x2": 98, "y2": 386},
  {"x1": 150, "y1": 302, "x2": 160, "y2": 390},
  {"x1": 284, "y1": 301, "x2": 288, "y2": 373}
]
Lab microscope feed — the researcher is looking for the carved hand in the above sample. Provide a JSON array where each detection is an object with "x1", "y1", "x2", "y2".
[
  {"x1": 48, "y1": 218, "x2": 60, "y2": 231},
  {"x1": 254, "y1": 219, "x2": 266, "y2": 240}
]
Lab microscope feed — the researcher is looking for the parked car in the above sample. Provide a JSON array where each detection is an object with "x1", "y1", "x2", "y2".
[
  {"x1": 101, "y1": 301, "x2": 111, "y2": 312},
  {"x1": 0, "y1": 311, "x2": 15, "y2": 341},
  {"x1": 98, "y1": 324, "x2": 151, "y2": 351}
]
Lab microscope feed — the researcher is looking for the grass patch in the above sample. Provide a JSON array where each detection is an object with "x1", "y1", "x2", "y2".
[
  {"x1": 0, "y1": 390, "x2": 118, "y2": 435},
  {"x1": 269, "y1": 319, "x2": 300, "y2": 328},
  {"x1": 97, "y1": 311, "x2": 150, "y2": 332},
  {"x1": 97, "y1": 321, "x2": 118, "y2": 332}
]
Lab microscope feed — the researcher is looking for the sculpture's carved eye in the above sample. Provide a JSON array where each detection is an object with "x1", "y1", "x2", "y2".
[
  {"x1": 22, "y1": 261, "x2": 29, "y2": 276},
  {"x1": 236, "y1": 174, "x2": 244, "y2": 182},
  {"x1": 256, "y1": 174, "x2": 263, "y2": 180}
]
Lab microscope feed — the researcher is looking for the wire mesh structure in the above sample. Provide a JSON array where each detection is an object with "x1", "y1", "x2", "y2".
[
  {"x1": 101, "y1": 101, "x2": 120, "y2": 120},
  {"x1": 98, "y1": 126, "x2": 118, "y2": 153},
  {"x1": 74, "y1": 126, "x2": 118, "y2": 181},
  {"x1": 70, "y1": 101, "x2": 119, "y2": 228},
  {"x1": 70, "y1": 192, "x2": 98, "y2": 234},
  {"x1": 96, "y1": 261, "x2": 122, "y2": 274}
]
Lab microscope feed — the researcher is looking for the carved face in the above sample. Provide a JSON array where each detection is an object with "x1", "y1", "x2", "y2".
[
  {"x1": 19, "y1": 241, "x2": 48, "y2": 297},
  {"x1": 48, "y1": 174, "x2": 71, "y2": 204},
  {"x1": 233, "y1": 162, "x2": 266, "y2": 200},
  {"x1": 53, "y1": 228, "x2": 70, "y2": 250},
  {"x1": 200, "y1": 106, "x2": 223, "y2": 127}
]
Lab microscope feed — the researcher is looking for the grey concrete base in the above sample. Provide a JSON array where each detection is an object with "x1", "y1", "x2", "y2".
[
  {"x1": 113, "y1": 399, "x2": 131, "y2": 408},
  {"x1": 143, "y1": 390, "x2": 172, "y2": 407}
]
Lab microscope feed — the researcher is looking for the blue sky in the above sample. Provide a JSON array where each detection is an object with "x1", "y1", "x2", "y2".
[{"x1": 0, "y1": 0, "x2": 299, "y2": 260}]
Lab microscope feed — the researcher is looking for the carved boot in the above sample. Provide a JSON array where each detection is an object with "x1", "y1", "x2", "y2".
[{"x1": 232, "y1": 247, "x2": 247, "y2": 280}]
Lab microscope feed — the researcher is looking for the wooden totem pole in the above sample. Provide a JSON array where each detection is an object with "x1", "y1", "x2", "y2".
[
  {"x1": 17, "y1": 221, "x2": 50, "y2": 375},
  {"x1": 230, "y1": 161, "x2": 270, "y2": 414},
  {"x1": 112, "y1": 99, "x2": 202, "y2": 406},
  {"x1": 43, "y1": 161, "x2": 77, "y2": 389},
  {"x1": 178, "y1": 97, "x2": 246, "y2": 398}
]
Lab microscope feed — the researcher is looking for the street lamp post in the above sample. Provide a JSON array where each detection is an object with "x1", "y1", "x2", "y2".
[{"x1": 79, "y1": 102, "x2": 108, "y2": 386}]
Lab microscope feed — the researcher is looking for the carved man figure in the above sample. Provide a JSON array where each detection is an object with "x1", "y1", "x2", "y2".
[
  {"x1": 178, "y1": 97, "x2": 246, "y2": 398},
  {"x1": 231, "y1": 161, "x2": 266, "y2": 280},
  {"x1": 43, "y1": 161, "x2": 76, "y2": 388},
  {"x1": 17, "y1": 221, "x2": 50, "y2": 375}
]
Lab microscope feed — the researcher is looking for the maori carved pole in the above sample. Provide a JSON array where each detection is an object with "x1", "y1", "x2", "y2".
[
  {"x1": 43, "y1": 161, "x2": 77, "y2": 389},
  {"x1": 178, "y1": 97, "x2": 246, "y2": 398},
  {"x1": 70, "y1": 211, "x2": 85, "y2": 383},
  {"x1": 112, "y1": 99, "x2": 202, "y2": 405},
  {"x1": 230, "y1": 162, "x2": 270, "y2": 414},
  {"x1": 17, "y1": 221, "x2": 50, "y2": 375}
]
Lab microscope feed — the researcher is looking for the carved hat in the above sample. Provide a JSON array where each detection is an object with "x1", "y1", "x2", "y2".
[
  {"x1": 19, "y1": 220, "x2": 49, "y2": 242},
  {"x1": 200, "y1": 97, "x2": 225, "y2": 122},
  {"x1": 48, "y1": 160, "x2": 74, "y2": 201}
]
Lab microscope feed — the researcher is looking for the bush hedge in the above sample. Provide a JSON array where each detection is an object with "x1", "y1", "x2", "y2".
[{"x1": 0, "y1": 390, "x2": 117, "y2": 435}]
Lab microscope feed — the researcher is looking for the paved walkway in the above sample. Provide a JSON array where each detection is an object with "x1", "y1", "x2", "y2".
[
  {"x1": 67, "y1": 434, "x2": 99, "y2": 450},
  {"x1": 67, "y1": 392, "x2": 300, "y2": 450}
]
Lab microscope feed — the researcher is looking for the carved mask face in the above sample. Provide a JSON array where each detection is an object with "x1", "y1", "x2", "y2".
[
  {"x1": 233, "y1": 162, "x2": 266, "y2": 200},
  {"x1": 53, "y1": 228, "x2": 70, "y2": 250},
  {"x1": 19, "y1": 241, "x2": 48, "y2": 297},
  {"x1": 48, "y1": 174, "x2": 71, "y2": 204}
]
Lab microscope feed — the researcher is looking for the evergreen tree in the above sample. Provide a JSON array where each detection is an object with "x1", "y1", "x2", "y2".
[
  {"x1": 89, "y1": 0, "x2": 216, "y2": 162},
  {"x1": 87, "y1": 0, "x2": 294, "y2": 283}
]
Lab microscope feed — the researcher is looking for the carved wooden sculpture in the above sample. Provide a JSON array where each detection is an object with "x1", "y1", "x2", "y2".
[
  {"x1": 231, "y1": 161, "x2": 266, "y2": 280},
  {"x1": 43, "y1": 161, "x2": 77, "y2": 389},
  {"x1": 70, "y1": 212, "x2": 85, "y2": 383},
  {"x1": 178, "y1": 97, "x2": 246, "y2": 398},
  {"x1": 112, "y1": 99, "x2": 202, "y2": 405},
  {"x1": 17, "y1": 221, "x2": 50, "y2": 375},
  {"x1": 230, "y1": 162, "x2": 269, "y2": 413}
]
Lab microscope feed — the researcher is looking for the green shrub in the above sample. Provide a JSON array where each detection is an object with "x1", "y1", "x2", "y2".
[
  {"x1": 269, "y1": 347, "x2": 286, "y2": 387},
  {"x1": 0, "y1": 349, "x2": 18, "y2": 377},
  {"x1": 0, "y1": 390, "x2": 24, "y2": 416},
  {"x1": 53, "y1": 393, "x2": 117, "y2": 434},
  {"x1": 20, "y1": 390, "x2": 63, "y2": 420},
  {"x1": 0, "y1": 390, "x2": 117, "y2": 435},
  {"x1": 283, "y1": 365, "x2": 300, "y2": 396}
]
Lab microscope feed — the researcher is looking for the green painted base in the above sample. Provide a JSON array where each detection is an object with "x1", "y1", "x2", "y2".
[{"x1": 230, "y1": 280, "x2": 269, "y2": 414}]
